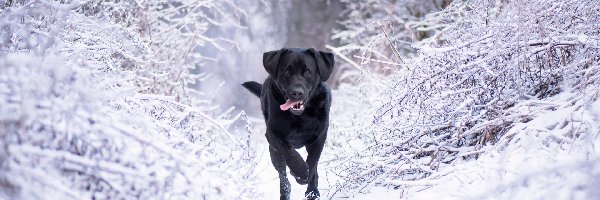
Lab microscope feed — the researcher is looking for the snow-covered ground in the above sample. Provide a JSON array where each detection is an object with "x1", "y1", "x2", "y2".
[
  {"x1": 250, "y1": 121, "x2": 402, "y2": 200},
  {"x1": 253, "y1": 142, "x2": 328, "y2": 200}
]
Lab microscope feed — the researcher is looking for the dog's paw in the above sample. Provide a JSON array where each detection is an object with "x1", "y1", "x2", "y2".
[
  {"x1": 304, "y1": 190, "x2": 320, "y2": 200},
  {"x1": 290, "y1": 169, "x2": 309, "y2": 185},
  {"x1": 293, "y1": 175, "x2": 308, "y2": 185},
  {"x1": 279, "y1": 195, "x2": 291, "y2": 200}
]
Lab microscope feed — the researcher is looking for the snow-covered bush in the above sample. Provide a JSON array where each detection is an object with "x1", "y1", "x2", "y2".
[
  {"x1": 327, "y1": 0, "x2": 599, "y2": 198},
  {"x1": 1, "y1": 1, "x2": 256, "y2": 199},
  {"x1": 73, "y1": 0, "x2": 244, "y2": 104},
  {"x1": 332, "y1": 0, "x2": 452, "y2": 81}
]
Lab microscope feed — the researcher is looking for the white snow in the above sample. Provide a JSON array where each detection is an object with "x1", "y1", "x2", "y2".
[{"x1": 1, "y1": 0, "x2": 599, "y2": 200}]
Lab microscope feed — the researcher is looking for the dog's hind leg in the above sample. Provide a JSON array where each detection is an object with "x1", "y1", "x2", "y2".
[{"x1": 269, "y1": 146, "x2": 291, "y2": 200}]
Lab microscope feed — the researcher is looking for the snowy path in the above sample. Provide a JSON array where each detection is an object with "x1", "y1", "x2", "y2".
[
  {"x1": 249, "y1": 127, "x2": 401, "y2": 200},
  {"x1": 253, "y1": 143, "x2": 315, "y2": 200},
  {"x1": 247, "y1": 118, "x2": 309, "y2": 199},
  {"x1": 250, "y1": 133, "x2": 337, "y2": 199}
]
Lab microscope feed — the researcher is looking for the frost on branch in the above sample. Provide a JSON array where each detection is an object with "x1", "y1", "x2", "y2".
[
  {"x1": 327, "y1": 0, "x2": 599, "y2": 198},
  {"x1": 1, "y1": 1, "x2": 256, "y2": 199}
]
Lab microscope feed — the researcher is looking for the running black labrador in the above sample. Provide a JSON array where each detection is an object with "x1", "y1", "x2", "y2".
[{"x1": 242, "y1": 48, "x2": 334, "y2": 200}]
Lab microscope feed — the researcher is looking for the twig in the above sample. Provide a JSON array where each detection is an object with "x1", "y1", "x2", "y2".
[
  {"x1": 378, "y1": 21, "x2": 409, "y2": 70},
  {"x1": 326, "y1": 45, "x2": 393, "y2": 89},
  {"x1": 353, "y1": 55, "x2": 403, "y2": 66}
]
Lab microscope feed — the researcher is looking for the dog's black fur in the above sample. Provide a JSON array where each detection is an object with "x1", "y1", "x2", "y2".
[{"x1": 242, "y1": 48, "x2": 334, "y2": 200}]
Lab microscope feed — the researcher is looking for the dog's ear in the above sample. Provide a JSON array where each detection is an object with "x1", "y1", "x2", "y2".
[
  {"x1": 263, "y1": 48, "x2": 287, "y2": 76},
  {"x1": 307, "y1": 48, "x2": 335, "y2": 81}
]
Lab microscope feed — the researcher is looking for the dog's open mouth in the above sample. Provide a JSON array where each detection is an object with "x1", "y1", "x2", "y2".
[{"x1": 280, "y1": 99, "x2": 305, "y2": 111}]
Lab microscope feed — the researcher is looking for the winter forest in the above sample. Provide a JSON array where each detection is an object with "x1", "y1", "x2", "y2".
[{"x1": 1, "y1": 0, "x2": 599, "y2": 199}]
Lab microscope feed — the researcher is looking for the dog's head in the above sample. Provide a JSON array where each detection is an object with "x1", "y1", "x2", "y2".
[{"x1": 263, "y1": 48, "x2": 334, "y2": 115}]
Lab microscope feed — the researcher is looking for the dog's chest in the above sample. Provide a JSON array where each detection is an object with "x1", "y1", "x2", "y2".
[
  {"x1": 286, "y1": 130, "x2": 317, "y2": 149},
  {"x1": 284, "y1": 116, "x2": 322, "y2": 149}
]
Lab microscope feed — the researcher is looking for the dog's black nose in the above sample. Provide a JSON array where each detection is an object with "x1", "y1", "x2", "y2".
[{"x1": 290, "y1": 88, "x2": 304, "y2": 99}]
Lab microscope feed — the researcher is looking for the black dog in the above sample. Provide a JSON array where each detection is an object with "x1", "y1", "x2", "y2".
[{"x1": 242, "y1": 48, "x2": 334, "y2": 200}]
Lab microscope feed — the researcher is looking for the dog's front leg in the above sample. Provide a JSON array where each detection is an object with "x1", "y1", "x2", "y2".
[
  {"x1": 266, "y1": 131, "x2": 309, "y2": 185},
  {"x1": 268, "y1": 145, "x2": 291, "y2": 200},
  {"x1": 304, "y1": 134, "x2": 326, "y2": 200}
]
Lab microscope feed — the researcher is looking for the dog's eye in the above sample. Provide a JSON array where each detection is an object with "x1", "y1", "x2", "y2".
[
  {"x1": 284, "y1": 69, "x2": 290, "y2": 76},
  {"x1": 305, "y1": 69, "x2": 311, "y2": 76}
]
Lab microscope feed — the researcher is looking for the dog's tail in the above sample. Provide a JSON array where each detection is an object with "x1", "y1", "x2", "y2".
[{"x1": 242, "y1": 81, "x2": 262, "y2": 97}]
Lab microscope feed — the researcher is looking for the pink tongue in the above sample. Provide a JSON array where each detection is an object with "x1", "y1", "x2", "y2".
[{"x1": 280, "y1": 99, "x2": 300, "y2": 111}]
